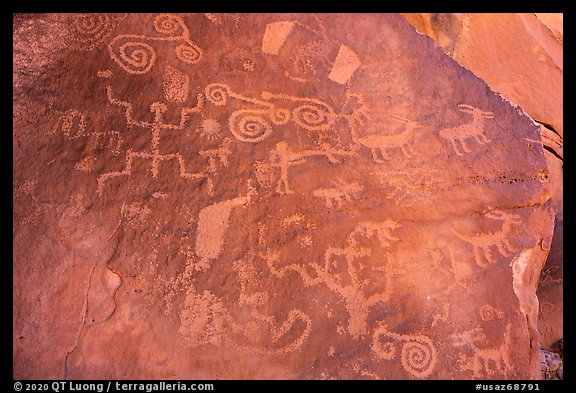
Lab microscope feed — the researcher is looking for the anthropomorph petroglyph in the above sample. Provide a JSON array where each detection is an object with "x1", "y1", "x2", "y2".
[
  {"x1": 439, "y1": 104, "x2": 493, "y2": 156},
  {"x1": 263, "y1": 220, "x2": 400, "y2": 338},
  {"x1": 372, "y1": 323, "x2": 438, "y2": 379},
  {"x1": 452, "y1": 210, "x2": 521, "y2": 267},
  {"x1": 109, "y1": 14, "x2": 202, "y2": 74},
  {"x1": 312, "y1": 178, "x2": 363, "y2": 208},
  {"x1": 97, "y1": 85, "x2": 210, "y2": 195},
  {"x1": 351, "y1": 115, "x2": 423, "y2": 162}
]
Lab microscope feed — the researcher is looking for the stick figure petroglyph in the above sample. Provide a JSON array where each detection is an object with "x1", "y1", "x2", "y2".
[{"x1": 97, "y1": 85, "x2": 207, "y2": 195}]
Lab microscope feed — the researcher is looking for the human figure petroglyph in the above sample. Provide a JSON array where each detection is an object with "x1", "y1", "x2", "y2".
[
  {"x1": 97, "y1": 85, "x2": 208, "y2": 195},
  {"x1": 109, "y1": 14, "x2": 202, "y2": 75},
  {"x1": 267, "y1": 141, "x2": 356, "y2": 194},
  {"x1": 351, "y1": 115, "x2": 423, "y2": 162},
  {"x1": 451, "y1": 322, "x2": 513, "y2": 378},
  {"x1": 313, "y1": 178, "x2": 363, "y2": 207},
  {"x1": 199, "y1": 138, "x2": 232, "y2": 173},
  {"x1": 372, "y1": 323, "x2": 438, "y2": 379},
  {"x1": 263, "y1": 220, "x2": 400, "y2": 338},
  {"x1": 452, "y1": 210, "x2": 521, "y2": 267},
  {"x1": 439, "y1": 104, "x2": 494, "y2": 155}
]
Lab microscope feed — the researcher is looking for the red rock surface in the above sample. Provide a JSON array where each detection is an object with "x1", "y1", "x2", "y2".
[
  {"x1": 13, "y1": 13, "x2": 555, "y2": 380},
  {"x1": 402, "y1": 12, "x2": 563, "y2": 357}
]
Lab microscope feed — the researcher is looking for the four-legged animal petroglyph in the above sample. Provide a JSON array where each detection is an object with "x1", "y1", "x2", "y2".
[
  {"x1": 452, "y1": 210, "x2": 521, "y2": 266},
  {"x1": 439, "y1": 104, "x2": 493, "y2": 156},
  {"x1": 312, "y1": 178, "x2": 363, "y2": 208},
  {"x1": 351, "y1": 115, "x2": 423, "y2": 162},
  {"x1": 266, "y1": 141, "x2": 356, "y2": 194},
  {"x1": 451, "y1": 322, "x2": 512, "y2": 378},
  {"x1": 372, "y1": 323, "x2": 438, "y2": 379},
  {"x1": 109, "y1": 14, "x2": 202, "y2": 74},
  {"x1": 264, "y1": 220, "x2": 400, "y2": 338}
]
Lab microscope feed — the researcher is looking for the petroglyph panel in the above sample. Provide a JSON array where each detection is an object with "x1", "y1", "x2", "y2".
[{"x1": 14, "y1": 13, "x2": 554, "y2": 380}]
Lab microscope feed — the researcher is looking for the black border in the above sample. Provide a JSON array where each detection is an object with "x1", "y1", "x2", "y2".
[{"x1": 9, "y1": 1, "x2": 573, "y2": 390}]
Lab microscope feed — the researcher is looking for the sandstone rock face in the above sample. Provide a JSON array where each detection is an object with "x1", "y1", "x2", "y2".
[
  {"x1": 13, "y1": 13, "x2": 554, "y2": 380},
  {"x1": 401, "y1": 13, "x2": 563, "y2": 356}
]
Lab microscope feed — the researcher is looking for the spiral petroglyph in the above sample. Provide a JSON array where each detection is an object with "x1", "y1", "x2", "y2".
[
  {"x1": 373, "y1": 325, "x2": 438, "y2": 379},
  {"x1": 109, "y1": 38, "x2": 157, "y2": 75},
  {"x1": 228, "y1": 110, "x2": 273, "y2": 143},
  {"x1": 292, "y1": 104, "x2": 336, "y2": 131},
  {"x1": 108, "y1": 14, "x2": 202, "y2": 74},
  {"x1": 205, "y1": 83, "x2": 231, "y2": 106},
  {"x1": 69, "y1": 13, "x2": 123, "y2": 51}
]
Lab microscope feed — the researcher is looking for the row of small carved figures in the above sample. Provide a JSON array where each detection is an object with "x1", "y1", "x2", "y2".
[{"x1": 203, "y1": 83, "x2": 496, "y2": 158}]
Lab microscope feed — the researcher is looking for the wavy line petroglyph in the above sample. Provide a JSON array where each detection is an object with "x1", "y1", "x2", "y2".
[
  {"x1": 372, "y1": 324, "x2": 438, "y2": 379},
  {"x1": 52, "y1": 109, "x2": 123, "y2": 156},
  {"x1": 439, "y1": 104, "x2": 493, "y2": 155},
  {"x1": 108, "y1": 14, "x2": 202, "y2": 74},
  {"x1": 263, "y1": 220, "x2": 400, "y2": 338},
  {"x1": 452, "y1": 210, "x2": 521, "y2": 267}
]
